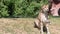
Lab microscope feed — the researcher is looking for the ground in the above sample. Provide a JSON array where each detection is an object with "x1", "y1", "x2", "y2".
[{"x1": 0, "y1": 17, "x2": 60, "y2": 34}]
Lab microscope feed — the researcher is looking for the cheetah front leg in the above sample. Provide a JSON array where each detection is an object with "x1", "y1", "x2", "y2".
[
  {"x1": 46, "y1": 24, "x2": 50, "y2": 34},
  {"x1": 40, "y1": 22, "x2": 43, "y2": 34}
]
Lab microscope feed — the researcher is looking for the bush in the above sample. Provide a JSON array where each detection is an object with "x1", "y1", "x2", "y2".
[
  {"x1": 0, "y1": 0, "x2": 48, "y2": 18},
  {"x1": 0, "y1": 0, "x2": 9, "y2": 17}
]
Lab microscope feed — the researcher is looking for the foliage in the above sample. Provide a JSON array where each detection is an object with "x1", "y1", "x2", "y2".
[{"x1": 0, "y1": 0, "x2": 48, "y2": 18}]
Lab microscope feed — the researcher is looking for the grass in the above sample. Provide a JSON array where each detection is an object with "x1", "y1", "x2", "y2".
[{"x1": 0, "y1": 17, "x2": 60, "y2": 34}]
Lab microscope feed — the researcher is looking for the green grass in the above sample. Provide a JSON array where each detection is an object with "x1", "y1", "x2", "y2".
[{"x1": 0, "y1": 17, "x2": 60, "y2": 34}]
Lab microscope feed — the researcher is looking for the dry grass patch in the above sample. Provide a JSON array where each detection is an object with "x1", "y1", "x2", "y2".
[{"x1": 0, "y1": 18, "x2": 60, "y2": 34}]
